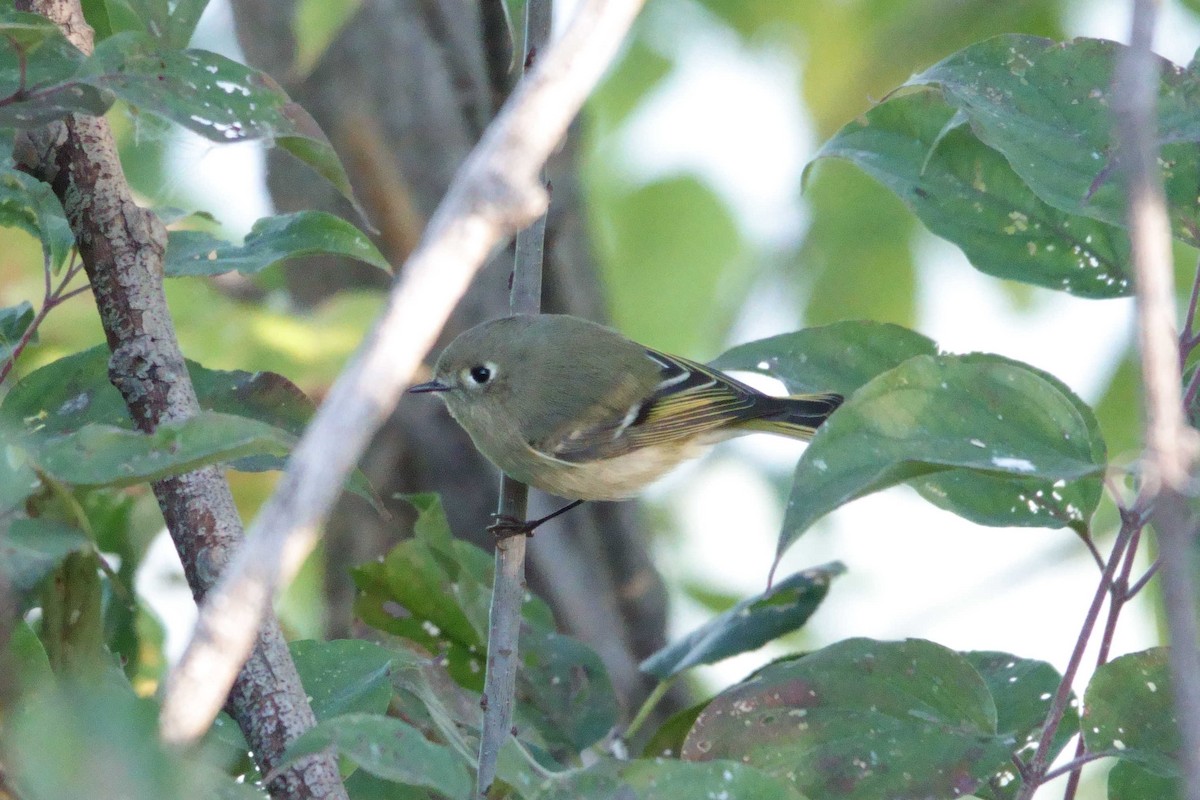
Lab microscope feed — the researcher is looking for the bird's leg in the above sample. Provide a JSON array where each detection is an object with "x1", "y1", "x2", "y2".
[{"x1": 487, "y1": 499, "x2": 586, "y2": 539}]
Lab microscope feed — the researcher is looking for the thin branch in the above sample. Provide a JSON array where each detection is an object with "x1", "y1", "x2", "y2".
[
  {"x1": 1013, "y1": 519, "x2": 1136, "y2": 799},
  {"x1": 1179, "y1": 252, "x2": 1200, "y2": 354},
  {"x1": 159, "y1": 0, "x2": 647, "y2": 748},
  {"x1": 1063, "y1": 515, "x2": 1146, "y2": 800},
  {"x1": 1042, "y1": 749, "x2": 1124, "y2": 783},
  {"x1": 13, "y1": 1, "x2": 346, "y2": 796},
  {"x1": 476, "y1": 2, "x2": 553, "y2": 792},
  {"x1": 1127, "y1": 556, "x2": 1161, "y2": 597},
  {"x1": 1115, "y1": 4, "x2": 1200, "y2": 800},
  {"x1": 0, "y1": 249, "x2": 83, "y2": 384}
]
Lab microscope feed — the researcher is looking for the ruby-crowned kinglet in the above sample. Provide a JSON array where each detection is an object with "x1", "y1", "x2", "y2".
[{"x1": 409, "y1": 314, "x2": 842, "y2": 502}]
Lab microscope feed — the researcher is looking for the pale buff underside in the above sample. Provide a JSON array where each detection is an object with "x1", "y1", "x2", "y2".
[{"x1": 519, "y1": 430, "x2": 732, "y2": 501}]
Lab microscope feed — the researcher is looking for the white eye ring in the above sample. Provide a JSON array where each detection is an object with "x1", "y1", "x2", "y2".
[{"x1": 465, "y1": 361, "x2": 498, "y2": 386}]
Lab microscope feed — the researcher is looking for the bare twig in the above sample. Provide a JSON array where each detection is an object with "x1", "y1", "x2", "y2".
[
  {"x1": 475, "y1": 2, "x2": 553, "y2": 793},
  {"x1": 1041, "y1": 749, "x2": 1124, "y2": 783},
  {"x1": 1115, "y1": 3, "x2": 1200, "y2": 800},
  {"x1": 159, "y1": 0, "x2": 646, "y2": 747},
  {"x1": 0, "y1": 250, "x2": 86, "y2": 385},
  {"x1": 1062, "y1": 511, "x2": 1146, "y2": 800},
  {"x1": 1012, "y1": 519, "x2": 1136, "y2": 800},
  {"x1": 13, "y1": 1, "x2": 345, "y2": 796}
]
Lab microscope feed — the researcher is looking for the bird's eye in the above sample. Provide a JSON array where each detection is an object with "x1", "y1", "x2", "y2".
[{"x1": 468, "y1": 364, "x2": 493, "y2": 385}]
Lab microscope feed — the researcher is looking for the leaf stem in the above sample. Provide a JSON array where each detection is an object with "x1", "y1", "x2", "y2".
[{"x1": 623, "y1": 677, "x2": 674, "y2": 746}]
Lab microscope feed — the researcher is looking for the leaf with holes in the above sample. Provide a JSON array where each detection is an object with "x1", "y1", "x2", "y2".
[
  {"x1": 80, "y1": 32, "x2": 365, "y2": 217},
  {"x1": 682, "y1": 638, "x2": 1013, "y2": 799},
  {"x1": 811, "y1": 91, "x2": 1132, "y2": 298},
  {"x1": 907, "y1": 35, "x2": 1200, "y2": 246},
  {"x1": 965, "y1": 651, "x2": 1076, "y2": 800},
  {"x1": 1083, "y1": 648, "x2": 1180, "y2": 778},
  {"x1": 777, "y1": 353, "x2": 1105, "y2": 565}
]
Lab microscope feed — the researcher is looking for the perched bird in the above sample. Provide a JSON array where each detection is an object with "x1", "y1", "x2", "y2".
[{"x1": 409, "y1": 314, "x2": 842, "y2": 530}]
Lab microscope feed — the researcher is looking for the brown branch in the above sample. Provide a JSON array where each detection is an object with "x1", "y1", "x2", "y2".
[
  {"x1": 159, "y1": 0, "x2": 647, "y2": 747},
  {"x1": 1115, "y1": 3, "x2": 1200, "y2": 800},
  {"x1": 12, "y1": 1, "x2": 345, "y2": 797},
  {"x1": 475, "y1": 0, "x2": 553, "y2": 792}
]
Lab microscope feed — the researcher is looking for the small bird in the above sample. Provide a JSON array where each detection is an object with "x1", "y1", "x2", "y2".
[{"x1": 409, "y1": 314, "x2": 842, "y2": 531}]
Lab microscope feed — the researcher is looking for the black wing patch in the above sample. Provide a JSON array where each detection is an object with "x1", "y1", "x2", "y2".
[{"x1": 535, "y1": 349, "x2": 771, "y2": 463}]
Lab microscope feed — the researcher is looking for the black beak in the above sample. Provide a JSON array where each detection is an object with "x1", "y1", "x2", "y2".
[{"x1": 409, "y1": 379, "x2": 451, "y2": 394}]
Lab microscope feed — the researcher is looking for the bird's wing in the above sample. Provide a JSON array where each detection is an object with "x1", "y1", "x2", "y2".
[{"x1": 533, "y1": 349, "x2": 760, "y2": 463}]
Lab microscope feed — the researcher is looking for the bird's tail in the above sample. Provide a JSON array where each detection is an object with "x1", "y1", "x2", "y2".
[{"x1": 739, "y1": 392, "x2": 844, "y2": 439}]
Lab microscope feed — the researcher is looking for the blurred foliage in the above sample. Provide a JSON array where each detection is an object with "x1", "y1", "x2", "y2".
[{"x1": 1, "y1": 0, "x2": 1197, "y2": 797}]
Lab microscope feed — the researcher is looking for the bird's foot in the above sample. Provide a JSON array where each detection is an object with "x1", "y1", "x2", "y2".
[{"x1": 487, "y1": 514, "x2": 537, "y2": 539}]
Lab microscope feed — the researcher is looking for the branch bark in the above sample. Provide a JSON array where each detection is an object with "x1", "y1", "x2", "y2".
[
  {"x1": 1115, "y1": 2, "x2": 1200, "y2": 798},
  {"x1": 476, "y1": 2, "x2": 553, "y2": 792},
  {"x1": 159, "y1": 0, "x2": 647, "y2": 747},
  {"x1": 12, "y1": 1, "x2": 345, "y2": 797}
]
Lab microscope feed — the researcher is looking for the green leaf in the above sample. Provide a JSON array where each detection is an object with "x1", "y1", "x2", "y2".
[
  {"x1": 964, "y1": 651, "x2": 1076, "y2": 800},
  {"x1": 641, "y1": 701, "x2": 705, "y2": 759},
  {"x1": 80, "y1": 33, "x2": 365, "y2": 217},
  {"x1": 5, "y1": 678, "x2": 225, "y2": 800},
  {"x1": 354, "y1": 495, "x2": 500, "y2": 688},
  {"x1": 1108, "y1": 761, "x2": 1181, "y2": 800},
  {"x1": 621, "y1": 759, "x2": 810, "y2": 799},
  {"x1": 799, "y1": 163, "x2": 919, "y2": 328},
  {"x1": 0, "y1": 517, "x2": 92, "y2": 596},
  {"x1": 811, "y1": 90, "x2": 1133, "y2": 298},
  {"x1": 355, "y1": 495, "x2": 617, "y2": 755},
  {"x1": 165, "y1": 211, "x2": 389, "y2": 277},
  {"x1": 910, "y1": 358, "x2": 1106, "y2": 531},
  {"x1": 290, "y1": 639, "x2": 394, "y2": 721},
  {"x1": 529, "y1": 757, "x2": 811, "y2": 800},
  {"x1": 0, "y1": 426, "x2": 40, "y2": 512},
  {"x1": 0, "y1": 12, "x2": 110, "y2": 127},
  {"x1": 595, "y1": 175, "x2": 747, "y2": 356},
  {"x1": 101, "y1": 0, "x2": 168, "y2": 39},
  {"x1": 29, "y1": 412, "x2": 292, "y2": 487},
  {"x1": 4, "y1": 620, "x2": 53, "y2": 691},
  {"x1": 712, "y1": 320, "x2": 938, "y2": 397},
  {"x1": 342, "y1": 771, "x2": 437, "y2": 800},
  {"x1": 520, "y1": 630, "x2": 619, "y2": 753},
  {"x1": 3, "y1": 345, "x2": 382, "y2": 506},
  {"x1": 292, "y1": 0, "x2": 363, "y2": 78},
  {"x1": 681, "y1": 638, "x2": 1013, "y2": 799},
  {"x1": 498, "y1": 0, "x2": 528, "y2": 72},
  {"x1": 907, "y1": 35, "x2": 1200, "y2": 247},
  {"x1": 165, "y1": 0, "x2": 210, "y2": 48},
  {"x1": 277, "y1": 714, "x2": 470, "y2": 798},
  {"x1": 1083, "y1": 647, "x2": 1179, "y2": 776},
  {"x1": 641, "y1": 562, "x2": 844, "y2": 681},
  {"x1": 777, "y1": 353, "x2": 1106, "y2": 563},
  {"x1": 0, "y1": 301, "x2": 35, "y2": 364},
  {"x1": 0, "y1": 168, "x2": 75, "y2": 270}
]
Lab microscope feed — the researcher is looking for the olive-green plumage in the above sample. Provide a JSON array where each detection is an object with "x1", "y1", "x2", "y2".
[{"x1": 410, "y1": 314, "x2": 842, "y2": 501}]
